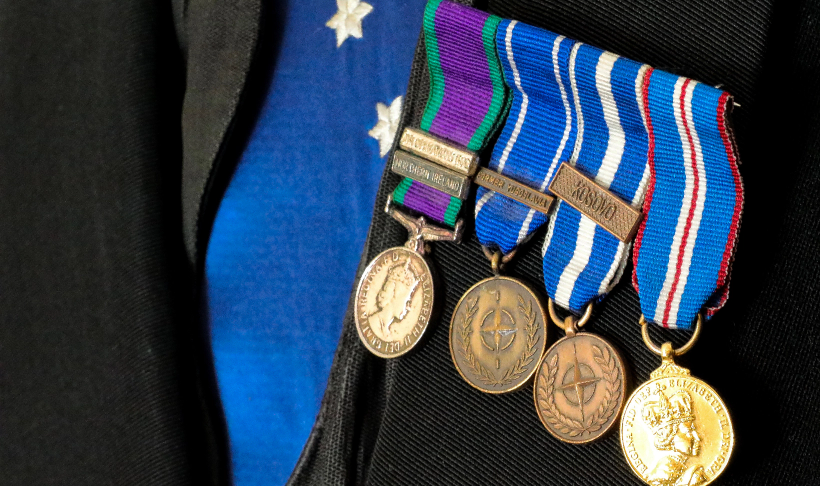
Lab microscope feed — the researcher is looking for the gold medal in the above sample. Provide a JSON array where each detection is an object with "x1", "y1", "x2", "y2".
[
  {"x1": 449, "y1": 251, "x2": 547, "y2": 394},
  {"x1": 534, "y1": 300, "x2": 627, "y2": 443},
  {"x1": 355, "y1": 197, "x2": 462, "y2": 358},
  {"x1": 620, "y1": 316, "x2": 734, "y2": 486}
]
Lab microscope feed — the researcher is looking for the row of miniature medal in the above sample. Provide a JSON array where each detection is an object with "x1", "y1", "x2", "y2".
[
  {"x1": 354, "y1": 2, "x2": 740, "y2": 485},
  {"x1": 356, "y1": 123, "x2": 734, "y2": 483},
  {"x1": 359, "y1": 125, "x2": 633, "y2": 440}
]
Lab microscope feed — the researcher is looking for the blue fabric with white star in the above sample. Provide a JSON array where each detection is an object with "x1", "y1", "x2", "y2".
[{"x1": 204, "y1": 1, "x2": 426, "y2": 484}]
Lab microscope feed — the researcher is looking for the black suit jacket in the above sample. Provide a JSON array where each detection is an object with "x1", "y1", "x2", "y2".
[{"x1": 1, "y1": 0, "x2": 818, "y2": 485}]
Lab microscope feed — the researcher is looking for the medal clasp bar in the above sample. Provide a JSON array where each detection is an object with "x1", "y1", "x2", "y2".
[
  {"x1": 474, "y1": 168, "x2": 555, "y2": 215},
  {"x1": 549, "y1": 162, "x2": 642, "y2": 242},
  {"x1": 385, "y1": 195, "x2": 463, "y2": 255},
  {"x1": 391, "y1": 150, "x2": 471, "y2": 199},
  {"x1": 399, "y1": 127, "x2": 479, "y2": 176}
]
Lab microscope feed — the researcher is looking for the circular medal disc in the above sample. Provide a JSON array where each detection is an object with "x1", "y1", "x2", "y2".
[
  {"x1": 354, "y1": 247, "x2": 434, "y2": 358},
  {"x1": 449, "y1": 276, "x2": 547, "y2": 394},
  {"x1": 533, "y1": 333, "x2": 627, "y2": 443},
  {"x1": 620, "y1": 363, "x2": 734, "y2": 486}
]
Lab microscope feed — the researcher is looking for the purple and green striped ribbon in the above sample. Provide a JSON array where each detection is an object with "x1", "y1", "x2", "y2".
[{"x1": 392, "y1": 0, "x2": 507, "y2": 227}]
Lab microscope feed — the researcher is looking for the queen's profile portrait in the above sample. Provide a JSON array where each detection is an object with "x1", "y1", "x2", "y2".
[
  {"x1": 641, "y1": 388, "x2": 708, "y2": 486},
  {"x1": 365, "y1": 258, "x2": 420, "y2": 340}
]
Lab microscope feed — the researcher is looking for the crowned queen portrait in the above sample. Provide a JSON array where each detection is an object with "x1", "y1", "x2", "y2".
[
  {"x1": 641, "y1": 388, "x2": 709, "y2": 486},
  {"x1": 365, "y1": 258, "x2": 420, "y2": 340}
]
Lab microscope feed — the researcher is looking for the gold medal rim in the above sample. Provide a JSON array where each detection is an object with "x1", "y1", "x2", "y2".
[
  {"x1": 448, "y1": 275, "x2": 548, "y2": 394},
  {"x1": 533, "y1": 332, "x2": 628, "y2": 444},
  {"x1": 619, "y1": 372, "x2": 735, "y2": 486},
  {"x1": 354, "y1": 246, "x2": 434, "y2": 359}
]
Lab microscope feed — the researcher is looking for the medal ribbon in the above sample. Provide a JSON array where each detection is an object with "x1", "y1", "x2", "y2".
[
  {"x1": 632, "y1": 71, "x2": 743, "y2": 330},
  {"x1": 475, "y1": 20, "x2": 651, "y2": 318},
  {"x1": 474, "y1": 20, "x2": 577, "y2": 253},
  {"x1": 541, "y1": 45, "x2": 651, "y2": 313},
  {"x1": 392, "y1": 0, "x2": 507, "y2": 227}
]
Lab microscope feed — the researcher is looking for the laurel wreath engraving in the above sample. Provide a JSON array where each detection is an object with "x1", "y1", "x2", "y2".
[
  {"x1": 536, "y1": 344, "x2": 621, "y2": 437},
  {"x1": 457, "y1": 294, "x2": 540, "y2": 387}
]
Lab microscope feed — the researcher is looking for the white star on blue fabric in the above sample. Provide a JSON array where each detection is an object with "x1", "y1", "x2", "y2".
[
  {"x1": 368, "y1": 96, "x2": 403, "y2": 157},
  {"x1": 326, "y1": 0, "x2": 373, "y2": 48}
]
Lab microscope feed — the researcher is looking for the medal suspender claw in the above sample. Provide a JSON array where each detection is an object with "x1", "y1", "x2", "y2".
[
  {"x1": 355, "y1": 0, "x2": 508, "y2": 359},
  {"x1": 620, "y1": 70, "x2": 742, "y2": 486}
]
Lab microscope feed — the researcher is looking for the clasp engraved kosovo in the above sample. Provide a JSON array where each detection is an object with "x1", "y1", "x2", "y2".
[{"x1": 549, "y1": 163, "x2": 642, "y2": 242}]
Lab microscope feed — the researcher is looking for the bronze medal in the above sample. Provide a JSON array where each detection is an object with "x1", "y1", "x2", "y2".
[
  {"x1": 354, "y1": 198, "x2": 462, "y2": 358},
  {"x1": 621, "y1": 317, "x2": 734, "y2": 486},
  {"x1": 533, "y1": 300, "x2": 627, "y2": 443},
  {"x1": 534, "y1": 332, "x2": 626, "y2": 443},
  {"x1": 450, "y1": 274, "x2": 547, "y2": 394}
]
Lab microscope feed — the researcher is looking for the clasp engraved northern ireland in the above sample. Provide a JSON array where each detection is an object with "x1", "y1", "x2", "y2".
[{"x1": 391, "y1": 150, "x2": 471, "y2": 199}]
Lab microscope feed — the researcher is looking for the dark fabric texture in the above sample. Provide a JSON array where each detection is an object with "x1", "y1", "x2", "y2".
[
  {"x1": 173, "y1": 1, "x2": 269, "y2": 483},
  {"x1": 289, "y1": 0, "x2": 820, "y2": 485},
  {"x1": 0, "y1": 0, "x2": 263, "y2": 484},
  {"x1": 0, "y1": 0, "x2": 201, "y2": 484},
  {"x1": 176, "y1": 0, "x2": 264, "y2": 271}
]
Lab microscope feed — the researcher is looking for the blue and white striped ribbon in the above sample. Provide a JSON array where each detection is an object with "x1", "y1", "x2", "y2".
[
  {"x1": 474, "y1": 20, "x2": 576, "y2": 254},
  {"x1": 475, "y1": 19, "x2": 742, "y2": 327},
  {"x1": 632, "y1": 71, "x2": 742, "y2": 330},
  {"x1": 541, "y1": 44, "x2": 651, "y2": 313}
]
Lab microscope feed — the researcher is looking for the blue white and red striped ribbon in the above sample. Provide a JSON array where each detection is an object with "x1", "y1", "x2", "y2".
[
  {"x1": 632, "y1": 70, "x2": 743, "y2": 330},
  {"x1": 541, "y1": 45, "x2": 651, "y2": 314},
  {"x1": 474, "y1": 20, "x2": 577, "y2": 254},
  {"x1": 474, "y1": 19, "x2": 742, "y2": 329}
]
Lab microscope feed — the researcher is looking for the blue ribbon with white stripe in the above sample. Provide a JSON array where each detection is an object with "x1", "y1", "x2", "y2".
[
  {"x1": 474, "y1": 20, "x2": 576, "y2": 254},
  {"x1": 632, "y1": 71, "x2": 742, "y2": 330},
  {"x1": 475, "y1": 19, "x2": 651, "y2": 315},
  {"x1": 541, "y1": 44, "x2": 651, "y2": 314}
]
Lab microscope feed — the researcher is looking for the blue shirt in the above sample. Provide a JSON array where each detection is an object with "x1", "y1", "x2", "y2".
[{"x1": 205, "y1": 1, "x2": 426, "y2": 484}]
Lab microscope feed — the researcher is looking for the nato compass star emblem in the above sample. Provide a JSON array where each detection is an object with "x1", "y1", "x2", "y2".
[
  {"x1": 480, "y1": 288, "x2": 517, "y2": 369},
  {"x1": 326, "y1": 0, "x2": 373, "y2": 48},
  {"x1": 559, "y1": 343, "x2": 602, "y2": 422}
]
